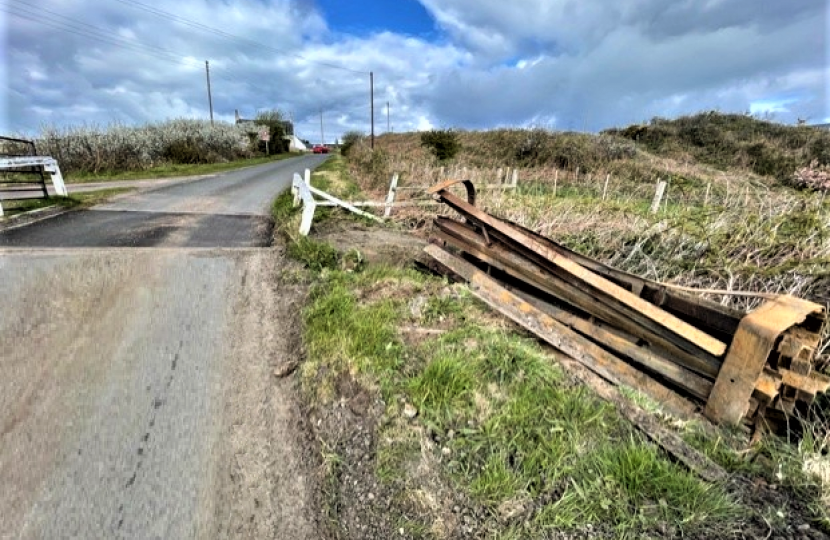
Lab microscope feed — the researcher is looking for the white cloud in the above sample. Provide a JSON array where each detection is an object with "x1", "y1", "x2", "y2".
[{"x1": 2, "y1": 0, "x2": 827, "y2": 140}]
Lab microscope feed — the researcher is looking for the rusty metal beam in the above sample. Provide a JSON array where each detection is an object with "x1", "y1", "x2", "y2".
[
  {"x1": 432, "y1": 189, "x2": 728, "y2": 357},
  {"x1": 433, "y1": 217, "x2": 723, "y2": 378},
  {"x1": 556, "y1": 356, "x2": 726, "y2": 483},
  {"x1": 517, "y1": 291, "x2": 714, "y2": 400},
  {"x1": 425, "y1": 244, "x2": 698, "y2": 418},
  {"x1": 503, "y1": 217, "x2": 743, "y2": 338}
]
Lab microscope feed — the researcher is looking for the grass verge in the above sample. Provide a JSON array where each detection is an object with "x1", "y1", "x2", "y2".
[
  {"x1": 297, "y1": 264, "x2": 775, "y2": 538},
  {"x1": 0, "y1": 188, "x2": 134, "y2": 219}
]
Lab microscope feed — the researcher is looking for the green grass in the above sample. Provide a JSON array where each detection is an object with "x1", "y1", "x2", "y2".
[
  {"x1": 546, "y1": 439, "x2": 737, "y2": 536},
  {"x1": 0, "y1": 188, "x2": 134, "y2": 218},
  {"x1": 300, "y1": 264, "x2": 747, "y2": 538},
  {"x1": 66, "y1": 152, "x2": 298, "y2": 183}
]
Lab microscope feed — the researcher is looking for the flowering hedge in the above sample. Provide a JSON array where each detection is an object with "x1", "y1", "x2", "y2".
[{"x1": 35, "y1": 119, "x2": 256, "y2": 175}]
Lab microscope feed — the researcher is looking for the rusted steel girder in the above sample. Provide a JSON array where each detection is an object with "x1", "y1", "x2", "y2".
[{"x1": 430, "y1": 186, "x2": 728, "y2": 357}]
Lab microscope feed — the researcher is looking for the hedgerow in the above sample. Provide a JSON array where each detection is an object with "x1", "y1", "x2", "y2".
[{"x1": 35, "y1": 119, "x2": 254, "y2": 175}]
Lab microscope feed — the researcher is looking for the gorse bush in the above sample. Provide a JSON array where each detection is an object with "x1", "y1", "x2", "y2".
[
  {"x1": 505, "y1": 128, "x2": 636, "y2": 170},
  {"x1": 36, "y1": 119, "x2": 252, "y2": 175},
  {"x1": 606, "y1": 112, "x2": 830, "y2": 183},
  {"x1": 340, "y1": 131, "x2": 364, "y2": 157},
  {"x1": 420, "y1": 129, "x2": 460, "y2": 161}
]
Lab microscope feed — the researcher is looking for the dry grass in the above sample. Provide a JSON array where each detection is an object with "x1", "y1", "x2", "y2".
[{"x1": 344, "y1": 125, "x2": 830, "y2": 361}]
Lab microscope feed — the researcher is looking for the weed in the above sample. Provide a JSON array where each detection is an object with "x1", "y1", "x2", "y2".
[
  {"x1": 271, "y1": 189, "x2": 296, "y2": 223},
  {"x1": 287, "y1": 237, "x2": 340, "y2": 272},
  {"x1": 408, "y1": 355, "x2": 476, "y2": 423},
  {"x1": 340, "y1": 131, "x2": 364, "y2": 157},
  {"x1": 606, "y1": 112, "x2": 830, "y2": 183}
]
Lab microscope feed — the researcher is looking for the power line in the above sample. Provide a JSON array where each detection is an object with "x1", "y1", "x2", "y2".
[
  {"x1": 3, "y1": 2, "x2": 287, "y2": 98},
  {"x1": 113, "y1": 0, "x2": 368, "y2": 75},
  {"x1": 2, "y1": 2, "x2": 200, "y2": 69}
]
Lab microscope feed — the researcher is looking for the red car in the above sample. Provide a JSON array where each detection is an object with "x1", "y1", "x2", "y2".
[{"x1": 312, "y1": 145, "x2": 329, "y2": 154}]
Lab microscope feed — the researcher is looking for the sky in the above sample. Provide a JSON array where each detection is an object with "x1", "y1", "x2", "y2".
[{"x1": 1, "y1": 0, "x2": 828, "y2": 141}]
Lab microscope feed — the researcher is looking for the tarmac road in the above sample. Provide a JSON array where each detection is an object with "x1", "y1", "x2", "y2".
[
  {"x1": 0, "y1": 155, "x2": 328, "y2": 539},
  {"x1": 0, "y1": 154, "x2": 327, "y2": 248}
]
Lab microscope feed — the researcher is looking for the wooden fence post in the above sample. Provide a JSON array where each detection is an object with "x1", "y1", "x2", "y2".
[
  {"x1": 511, "y1": 168, "x2": 518, "y2": 188},
  {"x1": 602, "y1": 174, "x2": 610, "y2": 201},
  {"x1": 704, "y1": 183, "x2": 711, "y2": 206},
  {"x1": 553, "y1": 169, "x2": 558, "y2": 198},
  {"x1": 384, "y1": 173, "x2": 399, "y2": 218}
]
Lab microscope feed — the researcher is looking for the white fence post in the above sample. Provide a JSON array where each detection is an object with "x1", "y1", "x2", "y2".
[
  {"x1": 291, "y1": 173, "x2": 317, "y2": 236},
  {"x1": 45, "y1": 159, "x2": 68, "y2": 196},
  {"x1": 511, "y1": 168, "x2": 519, "y2": 188},
  {"x1": 384, "y1": 173, "x2": 399, "y2": 218},
  {"x1": 602, "y1": 174, "x2": 610, "y2": 201},
  {"x1": 650, "y1": 180, "x2": 667, "y2": 214}
]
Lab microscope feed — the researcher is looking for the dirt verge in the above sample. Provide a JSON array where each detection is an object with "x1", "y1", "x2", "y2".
[{"x1": 212, "y1": 249, "x2": 328, "y2": 539}]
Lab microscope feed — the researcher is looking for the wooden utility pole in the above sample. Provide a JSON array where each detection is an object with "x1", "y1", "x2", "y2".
[
  {"x1": 370, "y1": 71, "x2": 375, "y2": 149},
  {"x1": 205, "y1": 60, "x2": 214, "y2": 127},
  {"x1": 319, "y1": 108, "x2": 324, "y2": 146},
  {"x1": 387, "y1": 101, "x2": 390, "y2": 133}
]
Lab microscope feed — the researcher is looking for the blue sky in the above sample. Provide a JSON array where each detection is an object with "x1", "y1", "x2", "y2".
[
  {"x1": 2, "y1": 0, "x2": 828, "y2": 138},
  {"x1": 316, "y1": 0, "x2": 436, "y2": 38}
]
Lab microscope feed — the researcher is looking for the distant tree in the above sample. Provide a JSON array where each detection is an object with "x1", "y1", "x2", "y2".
[
  {"x1": 254, "y1": 109, "x2": 289, "y2": 154},
  {"x1": 421, "y1": 129, "x2": 460, "y2": 161},
  {"x1": 340, "y1": 130, "x2": 364, "y2": 156}
]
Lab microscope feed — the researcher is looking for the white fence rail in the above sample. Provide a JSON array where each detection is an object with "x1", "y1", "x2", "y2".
[
  {"x1": 291, "y1": 169, "x2": 383, "y2": 236},
  {"x1": 0, "y1": 156, "x2": 69, "y2": 217},
  {"x1": 289, "y1": 166, "x2": 521, "y2": 235}
]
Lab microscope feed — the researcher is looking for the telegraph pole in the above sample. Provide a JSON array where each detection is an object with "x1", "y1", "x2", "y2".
[
  {"x1": 386, "y1": 101, "x2": 390, "y2": 133},
  {"x1": 319, "y1": 108, "x2": 325, "y2": 146},
  {"x1": 370, "y1": 71, "x2": 374, "y2": 149},
  {"x1": 205, "y1": 60, "x2": 214, "y2": 127}
]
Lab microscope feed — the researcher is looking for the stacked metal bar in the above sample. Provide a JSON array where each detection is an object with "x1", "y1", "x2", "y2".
[{"x1": 425, "y1": 179, "x2": 829, "y2": 430}]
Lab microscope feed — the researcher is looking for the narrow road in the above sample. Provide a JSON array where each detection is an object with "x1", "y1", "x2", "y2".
[
  {"x1": 0, "y1": 155, "x2": 327, "y2": 247},
  {"x1": 0, "y1": 155, "x2": 328, "y2": 539}
]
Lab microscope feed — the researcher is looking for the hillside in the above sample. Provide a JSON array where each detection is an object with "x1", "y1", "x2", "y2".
[
  {"x1": 343, "y1": 113, "x2": 830, "y2": 310},
  {"x1": 348, "y1": 112, "x2": 830, "y2": 194},
  {"x1": 606, "y1": 113, "x2": 830, "y2": 183}
]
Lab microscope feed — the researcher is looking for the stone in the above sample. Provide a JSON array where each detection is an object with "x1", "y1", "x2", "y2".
[{"x1": 403, "y1": 403, "x2": 418, "y2": 419}]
